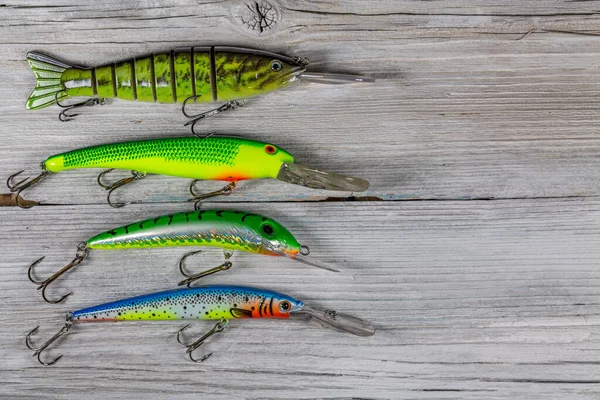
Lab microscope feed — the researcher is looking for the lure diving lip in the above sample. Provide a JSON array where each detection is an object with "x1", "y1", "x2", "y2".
[
  {"x1": 6, "y1": 136, "x2": 370, "y2": 209},
  {"x1": 277, "y1": 162, "x2": 370, "y2": 192},
  {"x1": 298, "y1": 72, "x2": 376, "y2": 85},
  {"x1": 27, "y1": 208, "x2": 341, "y2": 304},
  {"x1": 25, "y1": 285, "x2": 375, "y2": 365}
]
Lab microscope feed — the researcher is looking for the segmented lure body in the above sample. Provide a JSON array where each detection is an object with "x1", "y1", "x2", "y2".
[
  {"x1": 26, "y1": 47, "x2": 306, "y2": 110},
  {"x1": 71, "y1": 286, "x2": 302, "y2": 322},
  {"x1": 43, "y1": 137, "x2": 293, "y2": 181},
  {"x1": 87, "y1": 209, "x2": 301, "y2": 256}
]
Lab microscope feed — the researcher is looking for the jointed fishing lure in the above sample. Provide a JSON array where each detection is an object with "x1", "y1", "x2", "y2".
[
  {"x1": 29, "y1": 208, "x2": 338, "y2": 304},
  {"x1": 26, "y1": 285, "x2": 375, "y2": 365},
  {"x1": 25, "y1": 47, "x2": 373, "y2": 132},
  {"x1": 7, "y1": 136, "x2": 369, "y2": 208}
]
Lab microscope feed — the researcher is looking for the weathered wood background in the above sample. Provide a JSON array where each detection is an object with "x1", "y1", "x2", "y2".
[{"x1": 1, "y1": 0, "x2": 600, "y2": 398}]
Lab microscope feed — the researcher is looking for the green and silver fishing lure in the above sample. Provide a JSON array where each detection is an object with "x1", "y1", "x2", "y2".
[
  {"x1": 7, "y1": 136, "x2": 369, "y2": 208},
  {"x1": 28, "y1": 208, "x2": 339, "y2": 304},
  {"x1": 25, "y1": 47, "x2": 373, "y2": 131}
]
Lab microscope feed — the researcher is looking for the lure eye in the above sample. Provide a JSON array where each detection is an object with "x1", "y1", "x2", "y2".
[
  {"x1": 271, "y1": 60, "x2": 283, "y2": 72},
  {"x1": 265, "y1": 145, "x2": 277, "y2": 155},
  {"x1": 279, "y1": 300, "x2": 291, "y2": 313},
  {"x1": 261, "y1": 223, "x2": 275, "y2": 236}
]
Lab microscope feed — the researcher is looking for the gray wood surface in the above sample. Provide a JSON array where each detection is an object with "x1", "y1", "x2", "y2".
[{"x1": 1, "y1": 0, "x2": 600, "y2": 398}]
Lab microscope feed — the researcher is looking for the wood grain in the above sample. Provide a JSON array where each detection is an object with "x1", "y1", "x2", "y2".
[{"x1": 1, "y1": 0, "x2": 600, "y2": 398}]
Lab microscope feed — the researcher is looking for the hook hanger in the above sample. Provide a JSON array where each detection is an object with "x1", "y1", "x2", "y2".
[
  {"x1": 28, "y1": 242, "x2": 88, "y2": 304},
  {"x1": 97, "y1": 169, "x2": 147, "y2": 208},
  {"x1": 188, "y1": 180, "x2": 237, "y2": 210},
  {"x1": 178, "y1": 249, "x2": 234, "y2": 287},
  {"x1": 55, "y1": 91, "x2": 106, "y2": 122},
  {"x1": 182, "y1": 96, "x2": 244, "y2": 136},
  {"x1": 25, "y1": 317, "x2": 73, "y2": 366},
  {"x1": 6, "y1": 169, "x2": 50, "y2": 209},
  {"x1": 176, "y1": 319, "x2": 228, "y2": 363}
]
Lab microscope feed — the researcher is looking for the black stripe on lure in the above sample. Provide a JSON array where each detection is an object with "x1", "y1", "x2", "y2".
[
  {"x1": 24, "y1": 47, "x2": 375, "y2": 134},
  {"x1": 27, "y1": 209, "x2": 340, "y2": 304},
  {"x1": 6, "y1": 136, "x2": 369, "y2": 208},
  {"x1": 26, "y1": 285, "x2": 375, "y2": 365}
]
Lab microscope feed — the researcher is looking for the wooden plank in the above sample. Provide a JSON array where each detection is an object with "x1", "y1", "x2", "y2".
[
  {"x1": 2, "y1": 1, "x2": 600, "y2": 398},
  {"x1": 2, "y1": 200, "x2": 600, "y2": 398},
  {"x1": 1, "y1": 1, "x2": 600, "y2": 204}
]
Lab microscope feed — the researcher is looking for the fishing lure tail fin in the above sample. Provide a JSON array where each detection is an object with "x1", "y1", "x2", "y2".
[
  {"x1": 277, "y1": 162, "x2": 370, "y2": 192},
  {"x1": 25, "y1": 52, "x2": 72, "y2": 110},
  {"x1": 294, "y1": 307, "x2": 375, "y2": 337}
]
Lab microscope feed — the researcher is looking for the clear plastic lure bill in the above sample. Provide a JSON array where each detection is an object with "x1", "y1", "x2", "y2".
[
  {"x1": 6, "y1": 136, "x2": 370, "y2": 208},
  {"x1": 26, "y1": 285, "x2": 375, "y2": 365},
  {"x1": 24, "y1": 47, "x2": 374, "y2": 132},
  {"x1": 28, "y1": 209, "x2": 340, "y2": 304}
]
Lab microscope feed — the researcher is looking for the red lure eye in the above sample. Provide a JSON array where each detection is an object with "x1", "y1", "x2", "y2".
[{"x1": 265, "y1": 145, "x2": 276, "y2": 155}]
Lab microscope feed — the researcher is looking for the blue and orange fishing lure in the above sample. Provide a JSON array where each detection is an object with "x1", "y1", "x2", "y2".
[{"x1": 26, "y1": 285, "x2": 375, "y2": 365}]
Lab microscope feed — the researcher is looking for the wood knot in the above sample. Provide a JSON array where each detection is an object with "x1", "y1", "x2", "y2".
[
  {"x1": 235, "y1": 1, "x2": 280, "y2": 35},
  {"x1": 0, "y1": 193, "x2": 37, "y2": 207}
]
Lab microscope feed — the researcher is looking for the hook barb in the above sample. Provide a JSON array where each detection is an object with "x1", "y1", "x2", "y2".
[
  {"x1": 6, "y1": 170, "x2": 28, "y2": 191},
  {"x1": 40, "y1": 283, "x2": 73, "y2": 305},
  {"x1": 26, "y1": 319, "x2": 72, "y2": 366},
  {"x1": 176, "y1": 323, "x2": 192, "y2": 347},
  {"x1": 189, "y1": 181, "x2": 237, "y2": 209},
  {"x1": 97, "y1": 169, "x2": 147, "y2": 208},
  {"x1": 28, "y1": 242, "x2": 88, "y2": 304},
  {"x1": 6, "y1": 169, "x2": 50, "y2": 209},
  {"x1": 177, "y1": 250, "x2": 233, "y2": 287},
  {"x1": 55, "y1": 91, "x2": 106, "y2": 122},
  {"x1": 28, "y1": 256, "x2": 47, "y2": 285},
  {"x1": 182, "y1": 97, "x2": 244, "y2": 136},
  {"x1": 176, "y1": 319, "x2": 228, "y2": 363},
  {"x1": 25, "y1": 326, "x2": 41, "y2": 350},
  {"x1": 178, "y1": 250, "x2": 204, "y2": 278}
]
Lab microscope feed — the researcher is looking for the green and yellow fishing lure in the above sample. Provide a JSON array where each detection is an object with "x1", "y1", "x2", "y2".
[
  {"x1": 7, "y1": 136, "x2": 369, "y2": 208},
  {"x1": 28, "y1": 208, "x2": 339, "y2": 304},
  {"x1": 25, "y1": 46, "x2": 373, "y2": 128}
]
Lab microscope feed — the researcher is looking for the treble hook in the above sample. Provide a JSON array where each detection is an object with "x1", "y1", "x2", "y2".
[
  {"x1": 25, "y1": 318, "x2": 73, "y2": 366},
  {"x1": 178, "y1": 249, "x2": 233, "y2": 287},
  {"x1": 176, "y1": 319, "x2": 228, "y2": 363},
  {"x1": 97, "y1": 169, "x2": 147, "y2": 208},
  {"x1": 6, "y1": 169, "x2": 50, "y2": 209},
  {"x1": 182, "y1": 96, "x2": 244, "y2": 136},
  {"x1": 28, "y1": 242, "x2": 88, "y2": 304},
  {"x1": 189, "y1": 180, "x2": 237, "y2": 210},
  {"x1": 55, "y1": 91, "x2": 106, "y2": 122}
]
